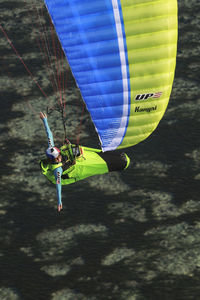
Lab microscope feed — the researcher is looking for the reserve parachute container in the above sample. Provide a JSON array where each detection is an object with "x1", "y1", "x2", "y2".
[{"x1": 44, "y1": 0, "x2": 178, "y2": 152}]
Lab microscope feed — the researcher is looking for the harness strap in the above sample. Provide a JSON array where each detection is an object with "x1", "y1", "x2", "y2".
[{"x1": 51, "y1": 162, "x2": 63, "y2": 171}]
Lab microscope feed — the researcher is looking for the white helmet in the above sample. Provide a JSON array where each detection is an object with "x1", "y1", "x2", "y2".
[{"x1": 46, "y1": 147, "x2": 60, "y2": 160}]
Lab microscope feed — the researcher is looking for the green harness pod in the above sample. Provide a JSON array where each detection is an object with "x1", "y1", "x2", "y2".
[
  {"x1": 40, "y1": 144, "x2": 110, "y2": 185},
  {"x1": 40, "y1": 144, "x2": 130, "y2": 186}
]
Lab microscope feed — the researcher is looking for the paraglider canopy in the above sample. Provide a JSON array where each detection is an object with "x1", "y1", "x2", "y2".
[{"x1": 44, "y1": 0, "x2": 178, "y2": 151}]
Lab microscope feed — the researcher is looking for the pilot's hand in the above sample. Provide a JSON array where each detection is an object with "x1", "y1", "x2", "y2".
[
  {"x1": 57, "y1": 203, "x2": 63, "y2": 212},
  {"x1": 40, "y1": 112, "x2": 47, "y2": 120}
]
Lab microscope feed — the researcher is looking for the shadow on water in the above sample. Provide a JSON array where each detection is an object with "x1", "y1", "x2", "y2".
[
  {"x1": 1, "y1": 183, "x2": 200, "y2": 300},
  {"x1": 0, "y1": 185, "x2": 58, "y2": 299}
]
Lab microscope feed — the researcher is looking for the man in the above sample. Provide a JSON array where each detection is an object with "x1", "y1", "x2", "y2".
[{"x1": 40, "y1": 112, "x2": 130, "y2": 212}]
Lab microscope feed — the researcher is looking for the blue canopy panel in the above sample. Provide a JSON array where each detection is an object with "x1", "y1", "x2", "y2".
[{"x1": 44, "y1": 0, "x2": 131, "y2": 151}]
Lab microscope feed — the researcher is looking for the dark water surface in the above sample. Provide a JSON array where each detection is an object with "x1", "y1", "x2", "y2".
[{"x1": 0, "y1": 0, "x2": 200, "y2": 299}]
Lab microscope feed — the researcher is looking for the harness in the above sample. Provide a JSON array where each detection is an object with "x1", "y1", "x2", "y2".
[{"x1": 40, "y1": 144, "x2": 126, "y2": 186}]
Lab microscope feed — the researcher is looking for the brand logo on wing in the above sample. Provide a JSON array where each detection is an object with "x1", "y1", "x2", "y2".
[
  {"x1": 135, "y1": 92, "x2": 163, "y2": 101},
  {"x1": 135, "y1": 105, "x2": 157, "y2": 113}
]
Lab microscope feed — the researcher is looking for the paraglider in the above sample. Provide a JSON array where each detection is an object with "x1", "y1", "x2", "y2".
[
  {"x1": 40, "y1": 0, "x2": 178, "y2": 210},
  {"x1": 1, "y1": 0, "x2": 178, "y2": 211}
]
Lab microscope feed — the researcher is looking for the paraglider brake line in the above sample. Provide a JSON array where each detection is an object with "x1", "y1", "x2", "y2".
[
  {"x1": 47, "y1": 102, "x2": 67, "y2": 140},
  {"x1": 0, "y1": 24, "x2": 48, "y2": 99}
]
